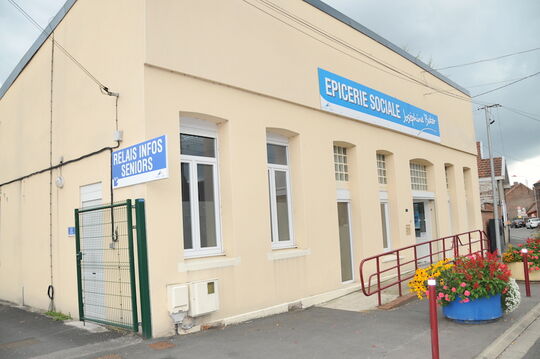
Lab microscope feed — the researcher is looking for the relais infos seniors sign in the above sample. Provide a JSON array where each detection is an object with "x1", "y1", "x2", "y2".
[
  {"x1": 112, "y1": 135, "x2": 168, "y2": 189},
  {"x1": 318, "y1": 68, "x2": 440, "y2": 142}
]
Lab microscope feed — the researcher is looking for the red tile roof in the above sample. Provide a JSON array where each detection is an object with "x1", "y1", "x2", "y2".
[{"x1": 476, "y1": 142, "x2": 503, "y2": 178}]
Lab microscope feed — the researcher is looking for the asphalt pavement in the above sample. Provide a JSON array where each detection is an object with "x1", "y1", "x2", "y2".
[
  {"x1": 2, "y1": 228, "x2": 539, "y2": 359},
  {"x1": 509, "y1": 227, "x2": 537, "y2": 245},
  {"x1": 2, "y1": 281, "x2": 540, "y2": 359}
]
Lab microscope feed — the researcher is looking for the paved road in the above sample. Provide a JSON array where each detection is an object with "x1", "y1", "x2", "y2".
[
  {"x1": 0, "y1": 304, "x2": 129, "y2": 359},
  {"x1": 524, "y1": 336, "x2": 540, "y2": 359},
  {"x1": 2, "y1": 282, "x2": 540, "y2": 359},
  {"x1": 509, "y1": 227, "x2": 538, "y2": 245}
]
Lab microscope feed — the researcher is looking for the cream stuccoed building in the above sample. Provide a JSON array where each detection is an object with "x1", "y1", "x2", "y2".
[{"x1": 0, "y1": 0, "x2": 482, "y2": 337}]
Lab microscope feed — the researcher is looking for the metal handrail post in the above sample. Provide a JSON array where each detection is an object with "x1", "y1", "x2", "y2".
[
  {"x1": 396, "y1": 250, "x2": 402, "y2": 297},
  {"x1": 376, "y1": 257, "x2": 381, "y2": 306}
]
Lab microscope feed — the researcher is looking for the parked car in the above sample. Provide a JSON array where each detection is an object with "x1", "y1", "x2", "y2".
[
  {"x1": 511, "y1": 218, "x2": 526, "y2": 228},
  {"x1": 526, "y1": 218, "x2": 540, "y2": 229}
]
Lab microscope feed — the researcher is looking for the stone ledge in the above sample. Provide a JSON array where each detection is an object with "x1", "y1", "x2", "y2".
[{"x1": 378, "y1": 293, "x2": 417, "y2": 310}]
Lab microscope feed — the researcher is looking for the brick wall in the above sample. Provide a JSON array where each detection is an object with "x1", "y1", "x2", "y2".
[{"x1": 505, "y1": 183, "x2": 535, "y2": 219}]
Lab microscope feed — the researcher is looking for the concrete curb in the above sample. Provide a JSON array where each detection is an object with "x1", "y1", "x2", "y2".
[
  {"x1": 474, "y1": 302, "x2": 540, "y2": 359},
  {"x1": 378, "y1": 293, "x2": 416, "y2": 310}
]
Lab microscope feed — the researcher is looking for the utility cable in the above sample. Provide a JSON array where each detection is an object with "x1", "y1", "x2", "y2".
[
  {"x1": 257, "y1": 0, "x2": 540, "y2": 111},
  {"x1": 472, "y1": 71, "x2": 540, "y2": 98},
  {"x1": 501, "y1": 106, "x2": 540, "y2": 124},
  {"x1": 48, "y1": 33, "x2": 56, "y2": 313},
  {"x1": 435, "y1": 47, "x2": 540, "y2": 71},
  {"x1": 257, "y1": 0, "x2": 479, "y2": 103},
  {"x1": 243, "y1": 0, "x2": 478, "y2": 104},
  {"x1": 0, "y1": 145, "x2": 119, "y2": 188},
  {"x1": 463, "y1": 77, "x2": 524, "y2": 89},
  {"x1": 7, "y1": 0, "x2": 117, "y2": 95}
]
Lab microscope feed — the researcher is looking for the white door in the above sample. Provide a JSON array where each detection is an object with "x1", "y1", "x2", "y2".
[
  {"x1": 414, "y1": 200, "x2": 433, "y2": 263},
  {"x1": 80, "y1": 183, "x2": 105, "y2": 321},
  {"x1": 337, "y1": 201, "x2": 354, "y2": 282}
]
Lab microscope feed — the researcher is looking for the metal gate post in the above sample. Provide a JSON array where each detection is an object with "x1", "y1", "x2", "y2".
[
  {"x1": 126, "y1": 200, "x2": 139, "y2": 332},
  {"x1": 74, "y1": 208, "x2": 84, "y2": 322},
  {"x1": 135, "y1": 199, "x2": 152, "y2": 339}
]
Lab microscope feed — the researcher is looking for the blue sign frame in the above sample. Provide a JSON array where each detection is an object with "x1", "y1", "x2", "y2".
[
  {"x1": 318, "y1": 68, "x2": 440, "y2": 142},
  {"x1": 112, "y1": 135, "x2": 169, "y2": 188}
]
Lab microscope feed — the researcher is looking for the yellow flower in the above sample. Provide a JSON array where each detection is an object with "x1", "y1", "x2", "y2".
[{"x1": 409, "y1": 259, "x2": 453, "y2": 299}]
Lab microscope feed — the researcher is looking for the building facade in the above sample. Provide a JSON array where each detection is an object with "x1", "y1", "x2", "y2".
[
  {"x1": 0, "y1": 0, "x2": 482, "y2": 337},
  {"x1": 505, "y1": 182, "x2": 535, "y2": 220},
  {"x1": 533, "y1": 181, "x2": 540, "y2": 217},
  {"x1": 476, "y1": 142, "x2": 509, "y2": 233}
]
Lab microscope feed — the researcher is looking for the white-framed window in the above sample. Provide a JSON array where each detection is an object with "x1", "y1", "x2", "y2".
[
  {"x1": 334, "y1": 146, "x2": 349, "y2": 181},
  {"x1": 410, "y1": 163, "x2": 428, "y2": 191},
  {"x1": 380, "y1": 201, "x2": 391, "y2": 250},
  {"x1": 180, "y1": 119, "x2": 222, "y2": 258},
  {"x1": 267, "y1": 134, "x2": 294, "y2": 249},
  {"x1": 377, "y1": 154, "x2": 387, "y2": 184},
  {"x1": 379, "y1": 191, "x2": 391, "y2": 251}
]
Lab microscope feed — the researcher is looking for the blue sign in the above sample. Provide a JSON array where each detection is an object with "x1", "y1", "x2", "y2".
[
  {"x1": 68, "y1": 226, "x2": 76, "y2": 237},
  {"x1": 112, "y1": 135, "x2": 169, "y2": 188},
  {"x1": 318, "y1": 68, "x2": 440, "y2": 142}
]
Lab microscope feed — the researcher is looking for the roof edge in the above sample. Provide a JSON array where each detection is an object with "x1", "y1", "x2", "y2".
[
  {"x1": 0, "y1": 0, "x2": 78, "y2": 101},
  {"x1": 303, "y1": 0, "x2": 470, "y2": 97}
]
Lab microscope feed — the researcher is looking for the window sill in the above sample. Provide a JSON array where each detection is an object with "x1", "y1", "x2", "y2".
[
  {"x1": 178, "y1": 256, "x2": 241, "y2": 272},
  {"x1": 268, "y1": 248, "x2": 311, "y2": 261},
  {"x1": 412, "y1": 190, "x2": 435, "y2": 199}
]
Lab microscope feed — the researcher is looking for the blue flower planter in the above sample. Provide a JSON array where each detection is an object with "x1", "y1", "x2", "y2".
[{"x1": 443, "y1": 294, "x2": 502, "y2": 322}]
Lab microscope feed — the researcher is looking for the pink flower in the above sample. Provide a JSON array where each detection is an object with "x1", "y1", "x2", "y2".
[
  {"x1": 425, "y1": 291, "x2": 429, "y2": 297},
  {"x1": 438, "y1": 292, "x2": 445, "y2": 298},
  {"x1": 463, "y1": 298, "x2": 470, "y2": 303},
  {"x1": 451, "y1": 287, "x2": 456, "y2": 292},
  {"x1": 445, "y1": 294, "x2": 450, "y2": 301},
  {"x1": 460, "y1": 282, "x2": 467, "y2": 287},
  {"x1": 443, "y1": 285, "x2": 448, "y2": 290},
  {"x1": 464, "y1": 290, "x2": 471, "y2": 296}
]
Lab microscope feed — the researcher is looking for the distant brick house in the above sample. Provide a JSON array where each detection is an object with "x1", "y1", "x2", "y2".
[
  {"x1": 476, "y1": 142, "x2": 509, "y2": 231},
  {"x1": 530, "y1": 180, "x2": 540, "y2": 218},
  {"x1": 527, "y1": 202, "x2": 537, "y2": 218},
  {"x1": 505, "y1": 182, "x2": 535, "y2": 220}
]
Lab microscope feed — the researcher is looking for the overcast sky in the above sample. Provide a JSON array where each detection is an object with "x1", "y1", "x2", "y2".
[{"x1": 1, "y1": 0, "x2": 539, "y2": 186}]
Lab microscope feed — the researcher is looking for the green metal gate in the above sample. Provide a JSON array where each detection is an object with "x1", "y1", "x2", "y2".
[{"x1": 75, "y1": 199, "x2": 152, "y2": 337}]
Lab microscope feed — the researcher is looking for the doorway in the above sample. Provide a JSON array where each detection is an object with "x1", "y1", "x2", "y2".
[
  {"x1": 337, "y1": 201, "x2": 354, "y2": 282},
  {"x1": 414, "y1": 200, "x2": 434, "y2": 263}
]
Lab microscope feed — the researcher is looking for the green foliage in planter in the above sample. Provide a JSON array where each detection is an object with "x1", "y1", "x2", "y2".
[
  {"x1": 503, "y1": 236, "x2": 540, "y2": 272},
  {"x1": 434, "y1": 252, "x2": 511, "y2": 306},
  {"x1": 502, "y1": 278, "x2": 520, "y2": 313}
]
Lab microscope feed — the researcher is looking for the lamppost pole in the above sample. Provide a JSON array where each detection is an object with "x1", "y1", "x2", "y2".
[{"x1": 480, "y1": 104, "x2": 502, "y2": 255}]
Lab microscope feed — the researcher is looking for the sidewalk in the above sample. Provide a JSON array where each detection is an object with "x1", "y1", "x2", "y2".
[{"x1": 1, "y1": 283, "x2": 539, "y2": 359}]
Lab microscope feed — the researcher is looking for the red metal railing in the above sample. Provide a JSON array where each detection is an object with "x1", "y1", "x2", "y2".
[{"x1": 359, "y1": 230, "x2": 490, "y2": 306}]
